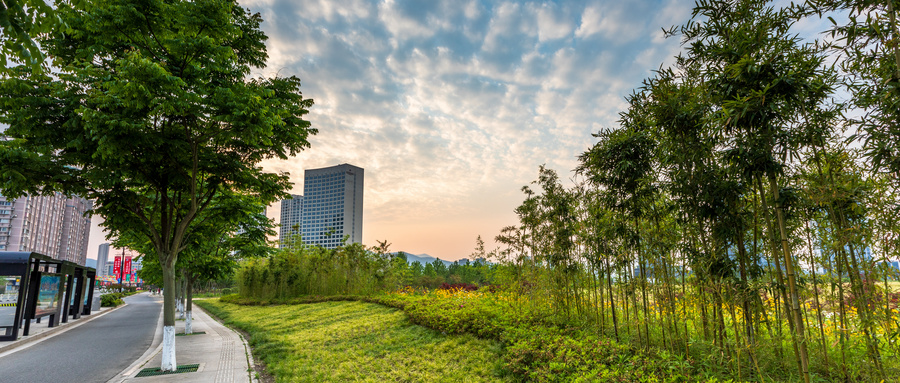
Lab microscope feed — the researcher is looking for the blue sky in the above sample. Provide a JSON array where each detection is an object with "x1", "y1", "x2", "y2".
[
  {"x1": 241, "y1": 0, "x2": 693, "y2": 260},
  {"x1": 83, "y1": 0, "x2": 835, "y2": 261},
  {"x1": 68, "y1": 0, "x2": 833, "y2": 261}
]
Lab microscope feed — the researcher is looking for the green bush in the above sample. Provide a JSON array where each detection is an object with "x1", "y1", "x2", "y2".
[
  {"x1": 100, "y1": 293, "x2": 124, "y2": 307},
  {"x1": 99, "y1": 289, "x2": 141, "y2": 307},
  {"x1": 237, "y1": 243, "x2": 399, "y2": 299}
]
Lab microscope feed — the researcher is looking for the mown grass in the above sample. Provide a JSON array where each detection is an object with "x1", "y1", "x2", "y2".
[
  {"x1": 197, "y1": 298, "x2": 508, "y2": 382},
  {"x1": 212, "y1": 291, "x2": 730, "y2": 382}
]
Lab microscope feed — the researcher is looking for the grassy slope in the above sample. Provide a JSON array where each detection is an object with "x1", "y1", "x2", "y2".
[{"x1": 197, "y1": 299, "x2": 508, "y2": 383}]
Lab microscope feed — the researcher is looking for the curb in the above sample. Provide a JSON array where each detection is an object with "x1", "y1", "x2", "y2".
[{"x1": 0, "y1": 302, "x2": 127, "y2": 356}]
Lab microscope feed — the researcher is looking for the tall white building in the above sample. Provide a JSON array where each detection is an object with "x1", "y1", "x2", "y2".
[
  {"x1": 0, "y1": 192, "x2": 92, "y2": 265},
  {"x1": 97, "y1": 243, "x2": 111, "y2": 276},
  {"x1": 300, "y1": 164, "x2": 363, "y2": 249},
  {"x1": 278, "y1": 194, "x2": 303, "y2": 248}
]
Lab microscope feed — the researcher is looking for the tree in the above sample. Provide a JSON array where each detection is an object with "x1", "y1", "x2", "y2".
[
  {"x1": 124, "y1": 192, "x2": 275, "y2": 334},
  {"x1": 675, "y1": 1, "x2": 841, "y2": 380},
  {"x1": 579, "y1": 107, "x2": 658, "y2": 350},
  {"x1": 804, "y1": 0, "x2": 900, "y2": 184},
  {"x1": 0, "y1": 0, "x2": 62, "y2": 71},
  {"x1": 0, "y1": 0, "x2": 314, "y2": 371}
]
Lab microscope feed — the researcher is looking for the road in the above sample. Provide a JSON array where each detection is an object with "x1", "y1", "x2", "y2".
[{"x1": 0, "y1": 293, "x2": 161, "y2": 383}]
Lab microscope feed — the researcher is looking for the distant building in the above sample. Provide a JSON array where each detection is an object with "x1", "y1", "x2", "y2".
[
  {"x1": 97, "y1": 243, "x2": 111, "y2": 277},
  {"x1": 300, "y1": 164, "x2": 364, "y2": 249},
  {"x1": 0, "y1": 192, "x2": 92, "y2": 265},
  {"x1": 278, "y1": 194, "x2": 303, "y2": 248}
]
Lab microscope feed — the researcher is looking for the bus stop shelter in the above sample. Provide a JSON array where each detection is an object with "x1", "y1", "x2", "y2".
[{"x1": 0, "y1": 251, "x2": 96, "y2": 341}]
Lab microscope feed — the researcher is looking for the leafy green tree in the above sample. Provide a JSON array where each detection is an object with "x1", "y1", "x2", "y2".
[
  {"x1": 409, "y1": 261, "x2": 424, "y2": 280},
  {"x1": 579, "y1": 106, "x2": 657, "y2": 350},
  {"x1": 0, "y1": 0, "x2": 62, "y2": 71},
  {"x1": 0, "y1": 0, "x2": 313, "y2": 371},
  {"x1": 675, "y1": 1, "x2": 843, "y2": 380},
  {"x1": 804, "y1": 0, "x2": 900, "y2": 184},
  {"x1": 431, "y1": 258, "x2": 448, "y2": 278}
]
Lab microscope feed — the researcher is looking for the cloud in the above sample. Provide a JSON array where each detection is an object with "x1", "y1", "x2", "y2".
[{"x1": 238, "y1": 0, "x2": 693, "y2": 260}]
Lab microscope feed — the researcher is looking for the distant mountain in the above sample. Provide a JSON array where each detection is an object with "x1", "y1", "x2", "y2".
[
  {"x1": 392, "y1": 252, "x2": 491, "y2": 266},
  {"x1": 396, "y1": 252, "x2": 451, "y2": 266}
]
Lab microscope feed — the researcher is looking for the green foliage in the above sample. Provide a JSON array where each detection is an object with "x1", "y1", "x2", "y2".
[
  {"x1": 237, "y1": 241, "x2": 498, "y2": 300},
  {"x1": 223, "y1": 2, "x2": 900, "y2": 381},
  {"x1": 237, "y1": 243, "x2": 398, "y2": 299},
  {"x1": 222, "y1": 288, "x2": 719, "y2": 382},
  {"x1": 100, "y1": 293, "x2": 123, "y2": 307},
  {"x1": 0, "y1": 0, "x2": 315, "y2": 339},
  {"x1": 0, "y1": 0, "x2": 63, "y2": 72},
  {"x1": 99, "y1": 290, "x2": 139, "y2": 306},
  {"x1": 197, "y1": 298, "x2": 507, "y2": 382}
]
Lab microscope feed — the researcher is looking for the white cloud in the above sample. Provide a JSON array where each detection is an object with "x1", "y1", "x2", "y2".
[
  {"x1": 575, "y1": 4, "x2": 643, "y2": 43},
  {"x1": 534, "y1": 3, "x2": 573, "y2": 42},
  {"x1": 379, "y1": 0, "x2": 437, "y2": 39},
  {"x1": 239, "y1": 0, "x2": 692, "y2": 260}
]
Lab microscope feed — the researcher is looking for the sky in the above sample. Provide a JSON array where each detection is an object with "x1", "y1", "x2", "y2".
[
  {"x1": 82, "y1": 0, "x2": 800, "y2": 262},
  {"x1": 85, "y1": 0, "x2": 695, "y2": 262}
]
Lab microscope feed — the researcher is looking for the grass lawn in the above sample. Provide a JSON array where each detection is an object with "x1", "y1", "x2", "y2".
[{"x1": 197, "y1": 299, "x2": 508, "y2": 382}]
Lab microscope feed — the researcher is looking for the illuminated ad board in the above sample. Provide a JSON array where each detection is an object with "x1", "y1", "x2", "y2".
[{"x1": 35, "y1": 274, "x2": 62, "y2": 317}]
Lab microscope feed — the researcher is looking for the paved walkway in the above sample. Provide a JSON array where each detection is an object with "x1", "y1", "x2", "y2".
[{"x1": 109, "y1": 295, "x2": 257, "y2": 383}]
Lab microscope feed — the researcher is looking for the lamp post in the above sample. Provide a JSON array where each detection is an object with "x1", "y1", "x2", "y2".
[{"x1": 119, "y1": 248, "x2": 125, "y2": 292}]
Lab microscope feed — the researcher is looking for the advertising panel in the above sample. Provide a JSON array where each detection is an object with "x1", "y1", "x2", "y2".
[
  {"x1": 124, "y1": 256, "x2": 132, "y2": 275},
  {"x1": 35, "y1": 274, "x2": 61, "y2": 317},
  {"x1": 70, "y1": 277, "x2": 78, "y2": 305},
  {"x1": 0, "y1": 275, "x2": 19, "y2": 327},
  {"x1": 113, "y1": 256, "x2": 121, "y2": 278}
]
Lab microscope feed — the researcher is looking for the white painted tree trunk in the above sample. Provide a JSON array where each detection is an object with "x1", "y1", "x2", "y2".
[
  {"x1": 162, "y1": 325, "x2": 176, "y2": 371},
  {"x1": 177, "y1": 300, "x2": 184, "y2": 319},
  {"x1": 185, "y1": 311, "x2": 192, "y2": 334}
]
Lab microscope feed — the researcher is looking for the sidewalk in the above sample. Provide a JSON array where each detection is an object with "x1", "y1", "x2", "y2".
[{"x1": 110, "y1": 295, "x2": 257, "y2": 383}]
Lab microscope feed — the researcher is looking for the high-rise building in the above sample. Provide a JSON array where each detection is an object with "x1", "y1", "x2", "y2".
[
  {"x1": 278, "y1": 194, "x2": 303, "y2": 247},
  {"x1": 300, "y1": 164, "x2": 364, "y2": 249},
  {"x1": 97, "y1": 243, "x2": 111, "y2": 277},
  {"x1": 0, "y1": 192, "x2": 92, "y2": 265}
]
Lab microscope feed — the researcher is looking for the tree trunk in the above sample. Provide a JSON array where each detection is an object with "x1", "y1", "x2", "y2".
[
  {"x1": 757, "y1": 178, "x2": 795, "y2": 368},
  {"x1": 185, "y1": 274, "x2": 194, "y2": 335},
  {"x1": 635, "y1": 217, "x2": 651, "y2": 351},
  {"x1": 735, "y1": 228, "x2": 758, "y2": 372},
  {"x1": 179, "y1": 272, "x2": 187, "y2": 319},
  {"x1": 606, "y1": 254, "x2": 619, "y2": 342},
  {"x1": 162, "y1": 261, "x2": 177, "y2": 371},
  {"x1": 804, "y1": 220, "x2": 830, "y2": 371},
  {"x1": 767, "y1": 173, "x2": 810, "y2": 383}
]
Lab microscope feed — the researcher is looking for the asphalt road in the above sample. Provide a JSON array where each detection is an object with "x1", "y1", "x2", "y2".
[{"x1": 0, "y1": 293, "x2": 161, "y2": 383}]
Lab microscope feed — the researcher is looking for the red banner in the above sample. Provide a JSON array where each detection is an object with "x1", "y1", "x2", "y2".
[
  {"x1": 124, "y1": 256, "x2": 132, "y2": 275},
  {"x1": 113, "y1": 256, "x2": 121, "y2": 277}
]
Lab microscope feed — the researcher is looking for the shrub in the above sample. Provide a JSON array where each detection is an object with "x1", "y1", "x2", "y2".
[
  {"x1": 438, "y1": 282, "x2": 479, "y2": 291},
  {"x1": 101, "y1": 293, "x2": 124, "y2": 307}
]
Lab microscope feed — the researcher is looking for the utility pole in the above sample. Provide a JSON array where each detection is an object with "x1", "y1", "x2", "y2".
[{"x1": 119, "y1": 248, "x2": 125, "y2": 292}]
